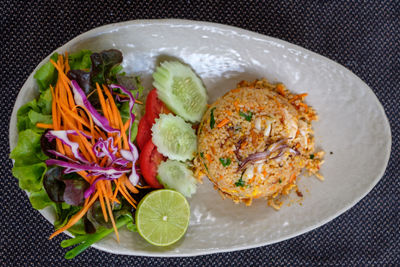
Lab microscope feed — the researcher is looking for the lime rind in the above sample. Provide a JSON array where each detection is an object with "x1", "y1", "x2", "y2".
[
  {"x1": 151, "y1": 113, "x2": 197, "y2": 161},
  {"x1": 152, "y1": 61, "x2": 208, "y2": 123},
  {"x1": 157, "y1": 159, "x2": 197, "y2": 197},
  {"x1": 135, "y1": 189, "x2": 190, "y2": 246}
]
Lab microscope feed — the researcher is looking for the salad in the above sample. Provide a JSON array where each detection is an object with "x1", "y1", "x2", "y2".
[{"x1": 10, "y1": 49, "x2": 208, "y2": 258}]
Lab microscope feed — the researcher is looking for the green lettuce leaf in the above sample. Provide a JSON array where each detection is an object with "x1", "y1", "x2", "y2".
[
  {"x1": 54, "y1": 203, "x2": 82, "y2": 230},
  {"x1": 10, "y1": 129, "x2": 48, "y2": 165},
  {"x1": 119, "y1": 102, "x2": 130, "y2": 122},
  {"x1": 28, "y1": 109, "x2": 52, "y2": 125},
  {"x1": 17, "y1": 88, "x2": 53, "y2": 132},
  {"x1": 37, "y1": 87, "x2": 53, "y2": 115},
  {"x1": 10, "y1": 129, "x2": 48, "y2": 192},
  {"x1": 34, "y1": 53, "x2": 59, "y2": 92},
  {"x1": 17, "y1": 100, "x2": 40, "y2": 132},
  {"x1": 12, "y1": 162, "x2": 47, "y2": 192},
  {"x1": 68, "y1": 50, "x2": 92, "y2": 70},
  {"x1": 29, "y1": 189, "x2": 53, "y2": 210}
]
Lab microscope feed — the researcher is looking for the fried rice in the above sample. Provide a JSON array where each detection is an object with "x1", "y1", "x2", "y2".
[{"x1": 194, "y1": 79, "x2": 324, "y2": 208}]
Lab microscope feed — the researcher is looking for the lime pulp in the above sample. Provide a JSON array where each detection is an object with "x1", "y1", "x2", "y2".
[{"x1": 135, "y1": 189, "x2": 190, "y2": 246}]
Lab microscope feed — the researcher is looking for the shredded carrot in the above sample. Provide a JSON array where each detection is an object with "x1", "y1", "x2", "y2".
[
  {"x1": 36, "y1": 123, "x2": 53, "y2": 129},
  {"x1": 46, "y1": 54, "x2": 140, "y2": 242},
  {"x1": 76, "y1": 171, "x2": 91, "y2": 183},
  {"x1": 298, "y1": 102, "x2": 309, "y2": 112},
  {"x1": 262, "y1": 169, "x2": 268, "y2": 177},
  {"x1": 289, "y1": 173, "x2": 297, "y2": 184},
  {"x1": 233, "y1": 99, "x2": 240, "y2": 112},
  {"x1": 50, "y1": 59, "x2": 71, "y2": 84},
  {"x1": 49, "y1": 192, "x2": 99, "y2": 239},
  {"x1": 64, "y1": 52, "x2": 70, "y2": 74},
  {"x1": 276, "y1": 84, "x2": 286, "y2": 96},
  {"x1": 74, "y1": 105, "x2": 96, "y2": 143},
  {"x1": 289, "y1": 93, "x2": 308, "y2": 103},
  {"x1": 105, "y1": 99, "x2": 116, "y2": 129},
  {"x1": 97, "y1": 182, "x2": 108, "y2": 222},
  {"x1": 102, "y1": 85, "x2": 118, "y2": 117},
  {"x1": 111, "y1": 179, "x2": 121, "y2": 203},
  {"x1": 122, "y1": 119, "x2": 131, "y2": 131},
  {"x1": 96, "y1": 83, "x2": 111, "y2": 121},
  {"x1": 210, "y1": 146, "x2": 216, "y2": 155},
  {"x1": 118, "y1": 183, "x2": 137, "y2": 208},
  {"x1": 95, "y1": 125, "x2": 107, "y2": 140},
  {"x1": 58, "y1": 60, "x2": 75, "y2": 109},
  {"x1": 103, "y1": 84, "x2": 129, "y2": 150},
  {"x1": 217, "y1": 118, "x2": 230, "y2": 128},
  {"x1": 136, "y1": 184, "x2": 151, "y2": 189},
  {"x1": 105, "y1": 180, "x2": 113, "y2": 198},
  {"x1": 59, "y1": 102, "x2": 91, "y2": 128},
  {"x1": 51, "y1": 83, "x2": 65, "y2": 155},
  {"x1": 121, "y1": 175, "x2": 139, "y2": 194},
  {"x1": 115, "y1": 118, "x2": 131, "y2": 148},
  {"x1": 104, "y1": 192, "x2": 119, "y2": 241},
  {"x1": 205, "y1": 153, "x2": 213, "y2": 162},
  {"x1": 241, "y1": 141, "x2": 248, "y2": 149}
]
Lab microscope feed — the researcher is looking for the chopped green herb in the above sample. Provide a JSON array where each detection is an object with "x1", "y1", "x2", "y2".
[
  {"x1": 210, "y1": 107, "x2": 216, "y2": 129},
  {"x1": 279, "y1": 179, "x2": 282, "y2": 184},
  {"x1": 203, "y1": 162, "x2": 209, "y2": 172},
  {"x1": 310, "y1": 154, "x2": 315, "y2": 159},
  {"x1": 200, "y1": 152, "x2": 204, "y2": 158},
  {"x1": 219, "y1": 157, "x2": 231, "y2": 167},
  {"x1": 239, "y1": 111, "x2": 253, "y2": 122},
  {"x1": 235, "y1": 177, "x2": 245, "y2": 187}
]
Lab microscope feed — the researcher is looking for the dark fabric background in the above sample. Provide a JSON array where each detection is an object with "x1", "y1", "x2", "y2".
[{"x1": 1, "y1": 1, "x2": 399, "y2": 266}]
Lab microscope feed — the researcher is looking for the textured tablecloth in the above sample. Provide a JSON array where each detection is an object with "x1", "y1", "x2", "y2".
[{"x1": 1, "y1": 1, "x2": 399, "y2": 266}]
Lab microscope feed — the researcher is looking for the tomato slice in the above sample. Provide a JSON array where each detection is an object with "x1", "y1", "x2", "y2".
[
  {"x1": 136, "y1": 116, "x2": 152, "y2": 150},
  {"x1": 139, "y1": 140, "x2": 164, "y2": 189},
  {"x1": 145, "y1": 88, "x2": 171, "y2": 124}
]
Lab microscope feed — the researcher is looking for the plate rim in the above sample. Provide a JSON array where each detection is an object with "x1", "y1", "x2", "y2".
[{"x1": 9, "y1": 18, "x2": 392, "y2": 257}]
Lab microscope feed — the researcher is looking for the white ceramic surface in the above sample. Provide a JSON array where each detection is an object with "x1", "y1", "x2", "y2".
[{"x1": 9, "y1": 20, "x2": 391, "y2": 257}]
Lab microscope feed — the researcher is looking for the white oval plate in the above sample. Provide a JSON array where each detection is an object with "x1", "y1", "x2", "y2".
[{"x1": 10, "y1": 19, "x2": 391, "y2": 257}]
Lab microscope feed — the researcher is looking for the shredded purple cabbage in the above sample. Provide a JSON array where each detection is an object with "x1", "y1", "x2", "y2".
[
  {"x1": 110, "y1": 84, "x2": 140, "y2": 185},
  {"x1": 47, "y1": 149, "x2": 80, "y2": 163},
  {"x1": 44, "y1": 82, "x2": 141, "y2": 199},
  {"x1": 46, "y1": 159, "x2": 130, "y2": 176},
  {"x1": 71, "y1": 80, "x2": 120, "y2": 133},
  {"x1": 115, "y1": 94, "x2": 129, "y2": 102},
  {"x1": 45, "y1": 130, "x2": 89, "y2": 163},
  {"x1": 92, "y1": 137, "x2": 117, "y2": 164}
]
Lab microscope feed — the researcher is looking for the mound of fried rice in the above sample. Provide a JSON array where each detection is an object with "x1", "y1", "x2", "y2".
[{"x1": 194, "y1": 79, "x2": 324, "y2": 208}]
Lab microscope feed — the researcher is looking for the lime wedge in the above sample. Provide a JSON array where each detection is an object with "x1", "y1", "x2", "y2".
[{"x1": 135, "y1": 189, "x2": 190, "y2": 246}]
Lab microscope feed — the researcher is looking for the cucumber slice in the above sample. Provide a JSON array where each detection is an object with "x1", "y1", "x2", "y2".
[
  {"x1": 153, "y1": 61, "x2": 208, "y2": 123},
  {"x1": 157, "y1": 160, "x2": 197, "y2": 197},
  {"x1": 152, "y1": 113, "x2": 197, "y2": 161}
]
